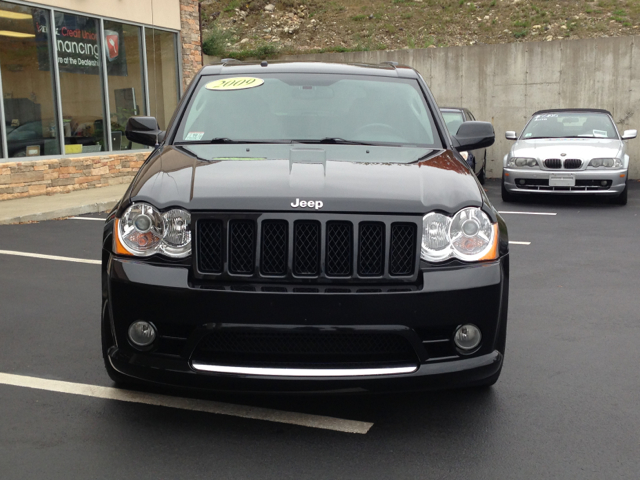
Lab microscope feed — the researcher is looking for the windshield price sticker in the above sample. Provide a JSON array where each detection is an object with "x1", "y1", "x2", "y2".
[
  {"x1": 185, "y1": 132, "x2": 204, "y2": 141},
  {"x1": 534, "y1": 113, "x2": 558, "y2": 121},
  {"x1": 205, "y1": 77, "x2": 265, "y2": 91}
]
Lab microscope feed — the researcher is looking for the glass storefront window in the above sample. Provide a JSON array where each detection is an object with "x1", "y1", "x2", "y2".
[
  {"x1": 104, "y1": 21, "x2": 146, "y2": 151},
  {"x1": 0, "y1": 1, "x2": 61, "y2": 158},
  {"x1": 146, "y1": 28, "x2": 179, "y2": 130},
  {"x1": 0, "y1": 1, "x2": 180, "y2": 160},
  {"x1": 53, "y1": 12, "x2": 106, "y2": 154}
]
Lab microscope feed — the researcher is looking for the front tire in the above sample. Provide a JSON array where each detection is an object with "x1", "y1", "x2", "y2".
[
  {"x1": 477, "y1": 153, "x2": 486, "y2": 185},
  {"x1": 501, "y1": 178, "x2": 516, "y2": 202},
  {"x1": 101, "y1": 301, "x2": 133, "y2": 386},
  {"x1": 612, "y1": 183, "x2": 628, "y2": 205}
]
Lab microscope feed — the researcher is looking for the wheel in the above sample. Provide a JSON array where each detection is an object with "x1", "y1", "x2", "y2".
[
  {"x1": 501, "y1": 178, "x2": 516, "y2": 202},
  {"x1": 477, "y1": 153, "x2": 487, "y2": 185},
  {"x1": 101, "y1": 301, "x2": 134, "y2": 386},
  {"x1": 471, "y1": 367, "x2": 502, "y2": 388},
  {"x1": 612, "y1": 183, "x2": 628, "y2": 205}
]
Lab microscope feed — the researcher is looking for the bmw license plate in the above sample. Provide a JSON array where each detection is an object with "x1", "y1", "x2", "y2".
[{"x1": 549, "y1": 173, "x2": 575, "y2": 187}]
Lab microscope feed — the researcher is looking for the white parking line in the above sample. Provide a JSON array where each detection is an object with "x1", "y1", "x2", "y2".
[
  {"x1": 69, "y1": 216, "x2": 105, "y2": 221},
  {"x1": 498, "y1": 211, "x2": 557, "y2": 216},
  {"x1": 509, "y1": 241, "x2": 531, "y2": 245},
  {"x1": 0, "y1": 250, "x2": 100, "y2": 265},
  {"x1": 0, "y1": 372, "x2": 372, "y2": 434}
]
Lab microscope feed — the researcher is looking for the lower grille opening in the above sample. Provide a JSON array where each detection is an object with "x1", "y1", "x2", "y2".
[
  {"x1": 514, "y1": 178, "x2": 612, "y2": 191},
  {"x1": 192, "y1": 331, "x2": 419, "y2": 368}
]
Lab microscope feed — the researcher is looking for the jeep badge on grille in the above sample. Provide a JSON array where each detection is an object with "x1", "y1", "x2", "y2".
[{"x1": 291, "y1": 198, "x2": 324, "y2": 209}]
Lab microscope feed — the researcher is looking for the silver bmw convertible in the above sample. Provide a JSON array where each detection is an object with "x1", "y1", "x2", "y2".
[{"x1": 502, "y1": 109, "x2": 636, "y2": 205}]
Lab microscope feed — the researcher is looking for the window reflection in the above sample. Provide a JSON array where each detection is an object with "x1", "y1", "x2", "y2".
[
  {"x1": 0, "y1": 1, "x2": 60, "y2": 158},
  {"x1": 104, "y1": 21, "x2": 146, "y2": 150},
  {"x1": 146, "y1": 28, "x2": 178, "y2": 130},
  {"x1": 54, "y1": 12, "x2": 106, "y2": 154}
]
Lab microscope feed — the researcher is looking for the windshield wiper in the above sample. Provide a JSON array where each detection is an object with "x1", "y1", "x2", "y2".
[
  {"x1": 292, "y1": 137, "x2": 378, "y2": 146},
  {"x1": 176, "y1": 138, "x2": 290, "y2": 145}
]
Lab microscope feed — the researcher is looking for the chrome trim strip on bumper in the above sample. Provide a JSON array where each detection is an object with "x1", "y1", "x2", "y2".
[{"x1": 191, "y1": 363, "x2": 418, "y2": 377}]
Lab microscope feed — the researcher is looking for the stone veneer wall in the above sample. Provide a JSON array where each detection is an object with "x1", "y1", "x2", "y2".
[
  {"x1": 180, "y1": 0, "x2": 203, "y2": 91},
  {"x1": 0, "y1": 152, "x2": 149, "y2": 201}
]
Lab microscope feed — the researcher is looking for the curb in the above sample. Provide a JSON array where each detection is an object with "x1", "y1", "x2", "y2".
[{"x1": 0, "y1": 200, "x2": 117, "y2": 225}]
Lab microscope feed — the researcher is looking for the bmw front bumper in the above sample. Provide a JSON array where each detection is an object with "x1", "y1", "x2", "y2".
[
  {"x1": 503, "y1": 167, "x2": 627, "y2": 195},
  {"x1": 103, "y1": 255, "x2": 508, "y2": 393}
]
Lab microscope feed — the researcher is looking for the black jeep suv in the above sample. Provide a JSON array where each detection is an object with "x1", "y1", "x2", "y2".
[{"x1": 102, "y1": 60, "x2": 509, "y2": 393}]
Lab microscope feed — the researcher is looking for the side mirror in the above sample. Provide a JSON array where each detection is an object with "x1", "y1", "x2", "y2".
[
  {"x1": 452, "y1": 121, "x2": 495, "y2": 152},
  {"x1": 125, "y1": 117, "x2": 165, "y2": 147},
  {"x1": 505, "y1": 131, "x2": 517, "y2": 140},
  {"x1": 622, "y1": 129, "x2": 637, "y2": 140}
]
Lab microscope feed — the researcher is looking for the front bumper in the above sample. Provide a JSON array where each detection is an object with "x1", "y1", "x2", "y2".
[
  {"x1": 104, "y1": 255, "x2": 508, "y2": 393},
  {"x1": 503, "y1": 167, "x2": 627, "y2": 195}
]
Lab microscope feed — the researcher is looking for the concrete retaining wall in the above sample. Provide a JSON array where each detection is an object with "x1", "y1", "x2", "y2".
[{"x1": 209, "y1": 36, "x2": 640, "y2": 179}]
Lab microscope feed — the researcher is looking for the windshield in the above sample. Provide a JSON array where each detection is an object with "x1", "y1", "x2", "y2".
[
  {"x1": 176, "y1": 73, "x2": 442, "y2": 148},
  {"x1": 521, "y1": 112, "x2": 618, "y2": 139},
  {"x1": 441, "y1": 111, "x2": 464, "y2": 136}
]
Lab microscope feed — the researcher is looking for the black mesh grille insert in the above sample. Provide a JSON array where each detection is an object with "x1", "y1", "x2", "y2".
[
  {"x1": 193, "y1": 330, "x2": 418, "y2": 368},
  {"x1": 197, "y1": 220, "x2": 223, "y2": 273},
  {"x1": 293, "y1": 221, "x2": 320, "y2": 276},
  {"x1": 260, "y1": 221, "x2": 288, "y2": 276},
  {"x1": 228, "y1": 220, "x2": 255, "y2": 274},
  {"x1": 389, "y1": 223, "x2": 417, "y2": 276},
  {"x1": 563, "y1": 159, "x2": 582, "y2": 169},
  {"x1": 358, "y1": 222, "x2": 385, "y2": 276},
  {"x1": 544, "y1": 158, "x2": 562, "y2": 169},
  {"x1": 325, "y1": 221, "x2": 353, "y2": 276}
]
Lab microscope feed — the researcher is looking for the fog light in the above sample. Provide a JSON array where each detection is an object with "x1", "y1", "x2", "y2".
[
  {"x1": 601, "y1": 180, "x2": 607, "y2": 186},
  {"x1": 518, "y1": 179, "x2": 525, "y2": 185},
  {"x1": 454, "y1": 324, "x2": 482, "y2": 352},
  {"x1": 128, "y1": 321, "x2": 156, "y2": 347}
]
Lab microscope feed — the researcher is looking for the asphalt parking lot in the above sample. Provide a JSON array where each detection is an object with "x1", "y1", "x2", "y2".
[{"x1": 1, "y1": 180, "x2": 639, "y2": 479}]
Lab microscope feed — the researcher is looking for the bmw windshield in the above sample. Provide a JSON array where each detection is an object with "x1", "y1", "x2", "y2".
[{"x1": 521, "y1": 112, "x2": 618, "y2": 140}]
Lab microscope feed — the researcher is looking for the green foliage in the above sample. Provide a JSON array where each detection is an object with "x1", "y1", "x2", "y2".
[
  {"x1": 202, "y1": 26, "x2": 235, "y2": 56},
  {"x1": 513, "y1": 30, "x2": 528, "y2": 38},
  {"x1": 407, "y1": 36, "x2": 416, "y2": 48},
  {"x1": 351, "y1": 14, "x2": 367, "y2": 21},
  {"x1": 424, "y1": 36, "x2": 435, "y2": 48},
  {"x1": 223, "y1": 0, "x2": 240, "y2": 13},
  {"x1": 233, "y1": 43, "x2": 279, "y2": 60}
]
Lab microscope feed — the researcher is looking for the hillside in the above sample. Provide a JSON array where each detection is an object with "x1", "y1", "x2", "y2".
[{"x1": 199, "y1": 0, "x2": 640, "y2": 59}]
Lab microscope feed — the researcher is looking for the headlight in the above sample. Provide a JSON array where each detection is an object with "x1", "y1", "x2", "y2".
[
  {"x1": 115, "y1": 203, "x2": 191, "y2": 258},
  {"x1": 588, "y1": 158, "x2": 622, "y2": 168},
  {"x1": 421, "y1": 207, "x2": 498, "y2": 263},
  {"x1": 507, "y1": 157, "x2": 538, "y2": 168}
]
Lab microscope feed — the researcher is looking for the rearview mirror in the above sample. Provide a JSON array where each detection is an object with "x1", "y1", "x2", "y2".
[
  {"x1": 622, "y1": 129, "x2": 637, "y2": 140},
  {"x1": 125, "y1": 117, "x2": 165, "y2": 147},
  {"x1": 505, "y1": 131, "x2": 517, "y2": 140},
  {"x1": 452, "y1": 121, "x2": 495, "y2": 152}
]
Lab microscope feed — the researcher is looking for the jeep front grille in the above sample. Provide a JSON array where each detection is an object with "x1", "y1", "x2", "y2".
[{"x1": 195, "y1": 214, "x2": 420, "y2": 282}]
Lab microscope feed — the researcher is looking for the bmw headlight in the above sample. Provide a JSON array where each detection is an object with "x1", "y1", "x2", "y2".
[
  {"x1": 421, "y1": 207, "x2": 498, "y2": 263},
  {"x1": 588, "y1": 158, "x2": 622, "y2": 168},
  {"x1": 115, "y1": 203, "x2": 191, "y2": 258},
  {"x1": 507, "y1": 157, "x2": 538, "y2": 168}
]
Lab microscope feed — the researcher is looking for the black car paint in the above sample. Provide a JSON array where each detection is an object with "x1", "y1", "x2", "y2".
[{"x1": 103, "y1": 61, "x2": 508, "y2": 392}]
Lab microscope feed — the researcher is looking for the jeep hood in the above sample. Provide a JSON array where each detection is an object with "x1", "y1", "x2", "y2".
[{"x1": 129, "y1": 146, "x2": 482, "y2": 215}]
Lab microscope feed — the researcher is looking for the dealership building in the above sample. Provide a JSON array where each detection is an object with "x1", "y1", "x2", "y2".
[{"x1": 0, "y1": 0, "x2": 201, "y2": 200}]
